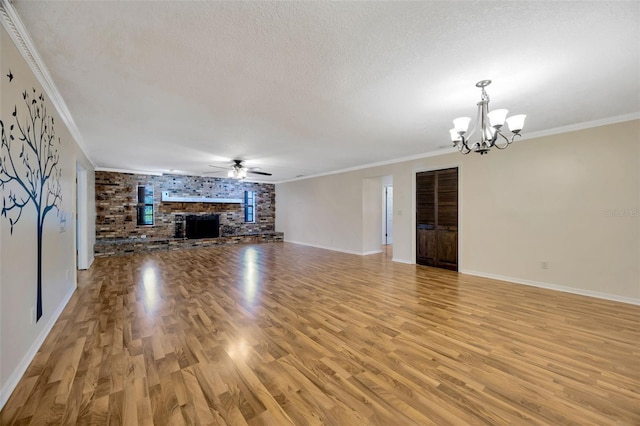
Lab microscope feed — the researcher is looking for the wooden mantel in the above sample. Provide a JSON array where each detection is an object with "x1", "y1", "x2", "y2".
[{"x1": 161, "y1": 191, "x2": 243, "y2": 204}]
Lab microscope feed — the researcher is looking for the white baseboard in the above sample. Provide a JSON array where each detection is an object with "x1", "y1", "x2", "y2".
[
  {"x1": 460, "y1": 269, "x2": 640, "y2": 306},
  {"x1": 392, "y1": 257, "x2": 413, "y2": 264},
  {"x1": 362, "y1": 250, "x2": 383, "y2": 256},
  {"x1": 0, "y1": 285, "x2": 76, "y2": 410},
  {"x1": 285, "y1": 240, "x2": 367, "y2": 256}
]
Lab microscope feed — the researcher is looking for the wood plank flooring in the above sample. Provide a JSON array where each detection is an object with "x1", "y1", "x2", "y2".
[{"x1": 2, "y1": 242, "x2": 639, "y2": 425}]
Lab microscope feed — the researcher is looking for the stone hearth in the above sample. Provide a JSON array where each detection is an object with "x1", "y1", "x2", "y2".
[{"x1": 94, "y1": 232, "x2": 284, "y2": 257}]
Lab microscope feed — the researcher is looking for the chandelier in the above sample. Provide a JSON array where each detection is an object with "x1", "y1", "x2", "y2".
[{"x1": 449, "y1": 80, "x2": 526, "y2": 155}]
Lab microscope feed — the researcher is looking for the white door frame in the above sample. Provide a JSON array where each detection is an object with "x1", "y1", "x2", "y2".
[{"x1": 76, "y1": 163, "x2": 90, "y2": 270}]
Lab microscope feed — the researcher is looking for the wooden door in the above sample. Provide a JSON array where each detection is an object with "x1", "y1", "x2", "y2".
[
  {"x1": 416, "y1": 172, "x2": 436, "y2": 266},
  {"x1": 436, "y1": 168, "x2": 458, "y2": 269},
  {"x1": 416, "y1": 168, "x2": 458, "y2": 270}
]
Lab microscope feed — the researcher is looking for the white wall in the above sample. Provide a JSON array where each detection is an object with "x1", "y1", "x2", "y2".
[
  {"x1": 276, "y1": 172, "x2": 364, "y2": 254},
  {"x1": 0, "y1": 25, "x2": 95, "y2": 408},
  {"x1": 276, "y1": 120, "x2": 640, "y2": 303},
  {"x1": 458, "y1": 122, "x2": 639, "y2": 302}
]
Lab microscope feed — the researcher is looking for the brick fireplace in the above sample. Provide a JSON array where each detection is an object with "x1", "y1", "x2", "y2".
[{"x1": 94, "y1": 171, "x2": 281, "y2": 256}]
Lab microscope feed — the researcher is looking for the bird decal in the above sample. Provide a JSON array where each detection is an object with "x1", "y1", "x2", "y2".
[{"x1": 7, "y1": 70, "x2": 13, "y2": 82}]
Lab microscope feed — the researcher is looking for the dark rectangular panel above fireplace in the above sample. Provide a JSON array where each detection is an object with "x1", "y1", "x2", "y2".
[{"x1": 185, "y1": 214, "x2": 220, "y2": 239}]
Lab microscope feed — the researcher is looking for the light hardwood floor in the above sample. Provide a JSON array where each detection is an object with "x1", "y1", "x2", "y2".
[{"x1": 2, "y1": 242, "x2": 639, "y2": 425}]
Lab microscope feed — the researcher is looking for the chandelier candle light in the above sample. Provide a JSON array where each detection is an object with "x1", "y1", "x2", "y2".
[{"x1": 450, "y1": 80, "x2": 526, "y2": 155}]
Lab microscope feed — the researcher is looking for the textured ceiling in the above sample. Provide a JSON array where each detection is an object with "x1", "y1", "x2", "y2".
[{"x1": 9, "y1": 1, "x2": 640, "y2": 182}]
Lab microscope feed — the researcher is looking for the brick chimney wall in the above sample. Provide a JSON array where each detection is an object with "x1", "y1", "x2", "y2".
[{"x1": 95, "y1": 171, "x2": 275, "y2": 240}]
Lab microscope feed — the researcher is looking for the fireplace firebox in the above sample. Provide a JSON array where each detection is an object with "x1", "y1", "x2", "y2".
[{"x1": 185, "y1": 214, "x2": 219, "y2": 239}]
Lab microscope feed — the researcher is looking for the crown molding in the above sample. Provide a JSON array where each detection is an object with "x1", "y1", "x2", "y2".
[
  {"x1": 275, "y1": 113, "x2": 640, "y2": 184},
  {"x1": 95, "y1": 167, "x2": 163, "y2": 176},
  {"x1": 0, "y1": 0, "x2": 95, "y2": 167},
  {"x1": 517, "y1": 112, "x2": 640, "y2": 142},
  {"x1": 273, "y1": 147, "x2": 459, "y2": 184}
]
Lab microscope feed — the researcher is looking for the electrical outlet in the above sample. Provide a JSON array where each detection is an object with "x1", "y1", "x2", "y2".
[
  {"x1": 65, "y1": 269, "x2": 70, "y2": 281},
  {"x1": 541, "y1": 261, "x2": 549, "y2": 270}
]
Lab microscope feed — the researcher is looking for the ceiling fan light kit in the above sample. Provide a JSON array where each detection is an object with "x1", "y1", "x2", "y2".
[
  {"x1": 450, "y1": 80, "x2": 526, "y2": 155},
  {"x1": 207, "y1": 160, "x2": 273, "y2": 180},
  {"x1": 228, "y1": 165, "x2": 248, "y2": 180}
]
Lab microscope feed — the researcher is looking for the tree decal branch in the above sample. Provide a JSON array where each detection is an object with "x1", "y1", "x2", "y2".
[{"x1": 1, "y1": 85, "x2": 62, "y2": 322}]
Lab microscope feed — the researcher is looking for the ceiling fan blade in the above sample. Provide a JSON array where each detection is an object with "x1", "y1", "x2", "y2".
[
  {"x1": 208, "y1": 165, "x2": 229, "y2": 170},
  {"x1": 247, "y1": 170, "x2": 272, "y2": 176}
]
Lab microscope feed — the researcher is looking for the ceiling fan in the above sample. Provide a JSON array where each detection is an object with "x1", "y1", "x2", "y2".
[{"x1": 207, "y1": 159, "x2": 272, "y2": 179}]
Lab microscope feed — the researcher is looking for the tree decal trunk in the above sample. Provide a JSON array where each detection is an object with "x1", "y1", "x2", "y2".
[{"x1": 1, "y1": 74, "x2": 63, "y2": 322}]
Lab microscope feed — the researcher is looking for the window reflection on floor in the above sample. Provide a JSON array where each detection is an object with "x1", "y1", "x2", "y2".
[
  {"x1": 142, "y1": 262, "x2": 158, "y2": 311},
  {"x1": 242, "y1": 247, "x2": 259, "y2": 309}
]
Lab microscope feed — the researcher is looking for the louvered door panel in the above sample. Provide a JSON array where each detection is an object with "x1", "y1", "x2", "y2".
[{"x1": 416, "y1": 168, "x2": 458, "y2": 270}]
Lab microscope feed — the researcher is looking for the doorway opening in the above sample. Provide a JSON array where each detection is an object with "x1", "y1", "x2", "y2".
[
  {"x1": 381, "y1": 175, "x2": 393, "y2": 258},
  {"x1": 384, "y1": 185, "x2": 393, "y2": 245},
  {"x1": 362, "y1": 175, "x2": 392, "y2": 257}
]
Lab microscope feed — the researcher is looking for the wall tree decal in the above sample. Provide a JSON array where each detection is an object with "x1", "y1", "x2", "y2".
[{"x1": 1, "y1": 83, "x2": 62, "y2": 322}]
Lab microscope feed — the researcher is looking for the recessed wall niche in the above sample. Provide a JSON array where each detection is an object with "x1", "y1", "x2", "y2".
[{"x1": 95, "y1": 172, "x2": 275, "y2": 241}]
